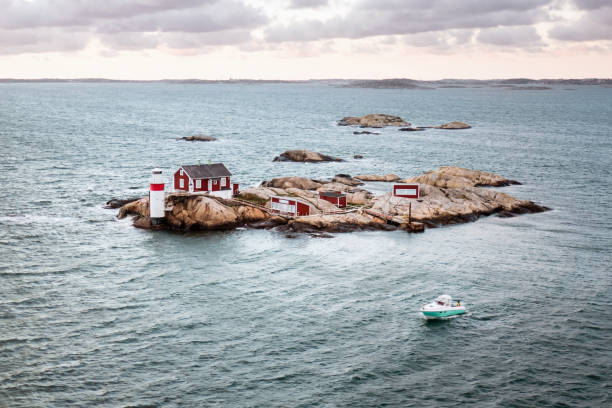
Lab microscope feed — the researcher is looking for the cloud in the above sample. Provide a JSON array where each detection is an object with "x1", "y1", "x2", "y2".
[
  {"x1": 0, "y1": 0, "x2": 207, "y2": 29},
  {"x1": 161, "y1": 30, "x2": 254, "y2": 48},
  {"x1": 0, "y1": 0, "x2": 610, "y2": 57},
  {"x1": 572, "y1": 0, "x2": 610, "y2": 10},
  {"x1": 549, "y1": 3, "x2": 612, "y2": 41},
  {"x1": 265, "y1": 0, "x2": 553, "y2": 42},
  {"x1": 477, "y1": 26, "x2": 543, "y2": 47},
  {"x1": 97, "y1": 32, "x2": 161, "y2": 51},
  {"x1": 288, "y1": 0, "x2": 328, "y2": 8},
  {"x1": 0, "y1": 0, "x2": 267, "y2": 54},
  {"x1": 403, "y1": 30, "x2": 474, "y2": 50},
  {"x1": 96, "y1": 2, "x2": 267, "y2": 34},
  {"x1": 0, "y1": 28, "x2": 90, "y2": 54}
]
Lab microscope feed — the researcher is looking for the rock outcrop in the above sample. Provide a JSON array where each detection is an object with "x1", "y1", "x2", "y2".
[
  {"x1": 338, "y1": 114, "x2": 409, "y2": 128},
  {"x1": 179, "y1": 135, "x2": 218, "y2": 141},
  {"x1": 118, "y1": 198, "x2": 149, "y2": 219},
  {"x1": 280, "y1": 213, "x2": 394, "y2": 233},
  {"x1": 105, "y1": 197, "x2": 140, "y2": 209},
  {"x1": 118, "y1": 195, "x2": 268, "y2": 231},
  {"x1": 354, "y1": 174, "x2": 401, "y2": 182},
  {"x1": 402, "y1": 166, "x2": 520, "y2": 188},
  {"x1": 345, "y1": 190, "x2": 374, "y2": 206},
  {"x1": 435, "y1": 121, "x2": 471, "y2": 129},
  {"x1": 261, "y1": 177, "x2": 322, "y2": 190},
  {"x1": 273, "y1": 150, "x2": 343, "y2": 162},
  {"x1": 371, "y1": 184, "x2": 548, "y2": 227},
  {"x1": 331, "y1": 174, "x2": 364, "y2": 186}
]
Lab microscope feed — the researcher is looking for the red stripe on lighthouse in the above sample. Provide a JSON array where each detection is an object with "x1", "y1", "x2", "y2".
[{"x1": 150, "y1": 183, "x2": 165, "y2": 191}]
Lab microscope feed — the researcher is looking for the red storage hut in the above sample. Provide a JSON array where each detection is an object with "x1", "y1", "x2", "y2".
[
  {"x1": 393, "y1": 184, "x2": 419, "y2": 199},
  {"x1": 270, "y1": 196, "x2": 310, "y2": 217},
  {"x1": 319, "y1": 191, "x2": 347, "y2": 208}
]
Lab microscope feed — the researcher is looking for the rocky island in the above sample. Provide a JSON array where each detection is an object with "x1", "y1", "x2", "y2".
[
  {"x1": 116, "y1": 166, "x2": 549, "y2": 236},
  {"x1": 339, "y1": 114, "x2": 471, "y2": 131}
]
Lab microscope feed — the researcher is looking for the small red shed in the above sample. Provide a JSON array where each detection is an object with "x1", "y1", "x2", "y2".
[
  {"x1": 174, "y1": 163, "x2": 236, "y2": 198},
  {"x1": 393, "y1": 184, "x2": 419, "y2": 199},
  {"x1": 270, "y1": 196, "x2": 310, "y2": 217},
  {"x1": 319, "y1": 191, "x2": 347, "y2": 208}
]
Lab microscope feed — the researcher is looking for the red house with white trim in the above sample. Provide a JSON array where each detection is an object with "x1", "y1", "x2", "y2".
[
  {"x1": 174, "y1": 163, "x2": 238, "y2": 198},
  {"x1": 393, "y1": 184, "x2": 419, "y2": 199},
  {"x1": 270, "y1": 196, "x2": 310, "y2": 217},
  {"x1": 319, "y1": 191, "x2": 347, "y2": 208}
]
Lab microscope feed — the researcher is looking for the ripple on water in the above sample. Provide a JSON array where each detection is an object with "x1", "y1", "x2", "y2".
[{"x1": 1, "y1": 83, "x2": 611, "y2": 407}]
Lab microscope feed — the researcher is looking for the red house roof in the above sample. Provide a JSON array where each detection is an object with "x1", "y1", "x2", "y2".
[{"x1": 181, "y1": 163, "x2": 232, "y2": 179}]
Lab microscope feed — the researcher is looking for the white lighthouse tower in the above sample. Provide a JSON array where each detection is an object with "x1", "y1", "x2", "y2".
[{"x1": 149, "y1": 167, "x2": 165, "y2": 225}]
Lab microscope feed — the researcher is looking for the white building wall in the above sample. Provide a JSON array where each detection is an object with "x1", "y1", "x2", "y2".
[{"x1": 209, "y1": 189, "x2": 233, "y2": 199}]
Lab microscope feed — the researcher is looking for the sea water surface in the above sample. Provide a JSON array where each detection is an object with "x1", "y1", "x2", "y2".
[{"x1": 1, "y1": 83, "x2": 611, "y2": 407}]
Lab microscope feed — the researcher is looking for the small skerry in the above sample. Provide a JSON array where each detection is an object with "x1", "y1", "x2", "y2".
[{"x1": 421, "y1": 295, "x2": 466, "y2": 319}]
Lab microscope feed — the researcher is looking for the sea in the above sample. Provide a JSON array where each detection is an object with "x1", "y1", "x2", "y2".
[{"x1": 1, "y1": 82, "x2": 611, "y2": 407}]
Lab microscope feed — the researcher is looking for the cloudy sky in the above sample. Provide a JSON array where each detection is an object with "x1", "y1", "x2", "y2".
[{"x1": 0, "y1": 0, "x2": 611, "y2": 79}]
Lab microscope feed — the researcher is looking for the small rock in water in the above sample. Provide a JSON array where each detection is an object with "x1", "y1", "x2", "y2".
[
  {"x1": 310, "y1": 232, "x2": 334, "y2": 238},
  {"x1": 338, "y1": 114, "x2": 410, "y2": 128},
  {"x1": 179, "y1": 135, "x2": 218, "y2": 141},
  {"x1": 435, "y1": 121, "x2": 471, "y2": 129},
  {"x1": 273, "y1": 150, "x2": 343, "y2": 163},
  {"x1": 353, "y1": 131, "x2": 380, "y2": 135},
  {"x1": 399, "y1": 127, "x2": 426, "y2": 132},
  {"x1": 353, "y1": 154, "x2": 364, "y2": 159}
]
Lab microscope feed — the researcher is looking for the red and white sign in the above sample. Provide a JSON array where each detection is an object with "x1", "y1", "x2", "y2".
[{"x1": 393, "y1": 184, "x2": 419, "y2": 199}]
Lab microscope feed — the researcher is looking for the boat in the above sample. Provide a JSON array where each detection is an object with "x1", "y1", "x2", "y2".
[{"x1": 420, "y1": 294, "x2": 466, "y2": 319}]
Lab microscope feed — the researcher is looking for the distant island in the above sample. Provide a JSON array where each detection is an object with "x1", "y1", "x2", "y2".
[{"x1": 1, "y1": 78, "x2": 610, "y2": 89}]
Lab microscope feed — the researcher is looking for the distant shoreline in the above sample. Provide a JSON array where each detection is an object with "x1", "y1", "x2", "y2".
[{"x1": 1, "y1": 78, "x2": 611, "y2": 87}]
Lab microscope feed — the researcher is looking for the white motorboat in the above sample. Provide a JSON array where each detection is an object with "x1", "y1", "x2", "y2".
[{"x1": 420, "y1": 294, "x2": 466, "y2": 319}]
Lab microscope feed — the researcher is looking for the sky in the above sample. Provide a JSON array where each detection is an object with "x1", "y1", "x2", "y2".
[{"x1": 0, "y1": 0, "x2": 611, "y2": 80}]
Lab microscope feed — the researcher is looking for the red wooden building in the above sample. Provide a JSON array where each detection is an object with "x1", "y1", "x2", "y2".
[
  {"x1": 319, "y1": 191, "x2": 347, "y2": 208},
  {"x1": 393, "y1": 184, "x2": 419, "y2": 199},
  {"x1": 174, "y1": 163, "x2": 238, "y2": 198},
  {"x1": 269, "y1": 196, "x2": 310, "y2": 217}
]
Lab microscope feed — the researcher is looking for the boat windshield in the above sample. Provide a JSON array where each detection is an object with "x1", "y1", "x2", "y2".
[{"x1": 435, "y1": 295, "x2": 452, "y2": 306}]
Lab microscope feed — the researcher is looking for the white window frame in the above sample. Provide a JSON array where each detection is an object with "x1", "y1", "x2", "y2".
[
  {"x1": 213, "y1": 179, "x2": 218, "y2": 185},
  {"x1": 179, "y1": 179, "x2": 184, "y2": 188},
  {"x1": 196, "y1": 179, "x2": 201, "y2": 189},
  {"x1": 179, "y1": 169, "x2": 184, "y2": 176}
]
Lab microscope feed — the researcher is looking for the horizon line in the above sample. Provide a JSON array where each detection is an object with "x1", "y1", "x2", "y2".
[{"x1": 1, "y1": 77, "x2": 611, "y2": 83}]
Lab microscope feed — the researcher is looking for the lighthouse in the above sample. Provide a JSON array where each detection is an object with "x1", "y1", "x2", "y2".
[{"x1": 150, "y1": 167, "x2": 165, "y2": 225}]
